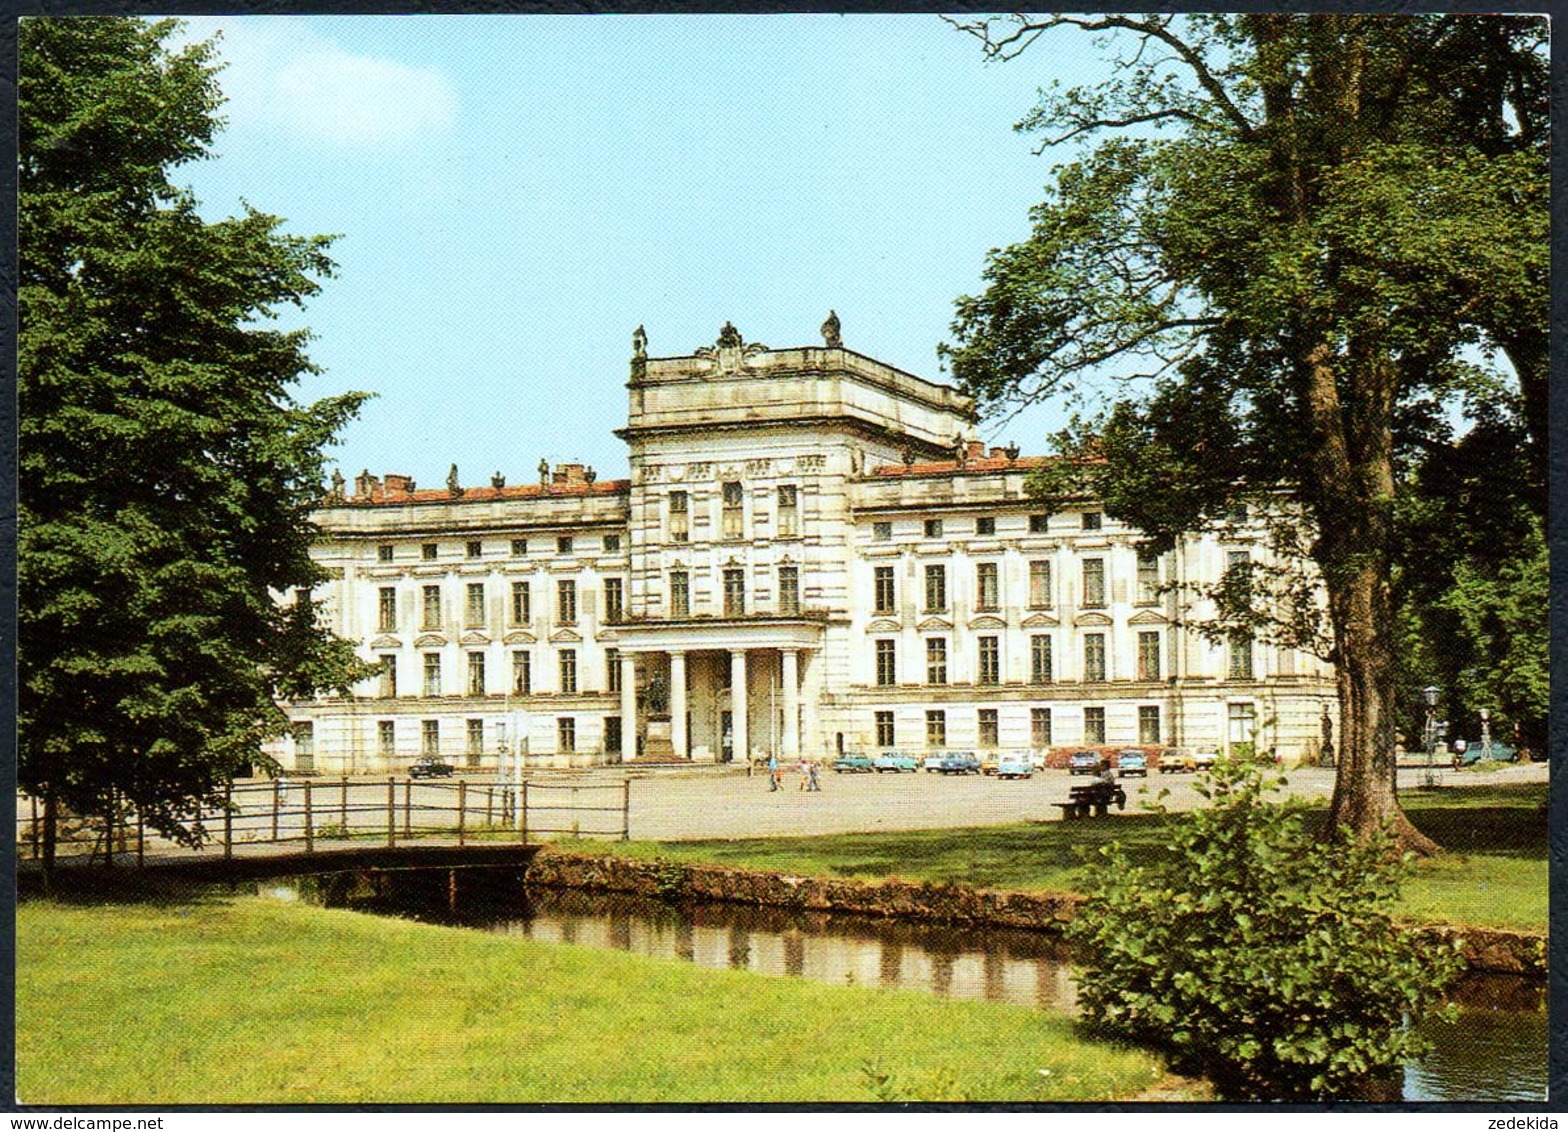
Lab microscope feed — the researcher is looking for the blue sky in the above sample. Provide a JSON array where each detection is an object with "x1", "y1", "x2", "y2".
[{"x1": 172, "y1": 15, "x2": 1120, "y2": 486}]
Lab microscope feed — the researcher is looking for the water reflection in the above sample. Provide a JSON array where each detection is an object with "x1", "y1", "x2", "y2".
[{"x1": 268, "y1": 868, "x2": 1542, "y2": 1100}]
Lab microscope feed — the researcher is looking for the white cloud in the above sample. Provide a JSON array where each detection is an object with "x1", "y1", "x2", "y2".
[{"x1": 179, "y1": 17, "x2": 457, "y2": 150}]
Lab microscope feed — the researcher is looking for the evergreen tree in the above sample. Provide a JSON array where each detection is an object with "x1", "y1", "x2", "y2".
[
  {"x1": 19, "y1": 17, "x2": 373, "y2": 867},
  {"x1": 942, "y1": 14, "x2": 1546, "y2": 851}
]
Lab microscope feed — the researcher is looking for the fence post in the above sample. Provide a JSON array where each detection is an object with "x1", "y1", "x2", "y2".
[
  {"x1": 520, "y1": 781, "x2": 528, "y2": 845},
  {"x1": 403, "y1": 779, "x2": 412, "y2": 838},
  {"x1": 486, "y1": 786, "x2": 493, "y2": 828},
  {"x1": 224, "y1": 781, "x2": 233, "y2": 861},
  {"x1": 137, "y1": 812, "x2": 144, "y2": 868},
  {"x1": 457, "y1": 780, "x2": 466, "y2": 847},
  {"x1": 272, "y1": 778, "x2": 281, "y2": 843},
  {"x1": 30, "y1": 795, "x2": 38, "y2": 861},
  {"x1": 304, "y1": 780, "x2": 314, "y2": 854},
  {"x1": 341, "y1": 775, "x2": 349, "y2": 834},
  {"x1": 387, "y1": 777, "x2": 396, "y2": 848},
  {"x1": 622, "y1": 777, "x2": 631, "y2": 841}
]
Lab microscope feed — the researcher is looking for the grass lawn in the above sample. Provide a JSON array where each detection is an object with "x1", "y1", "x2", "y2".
[
  {"x1": 17, "y1": 893, "x2": 1166, "y2": 1105},
  {"x1": 568, "y1": 782, "x2": 1546, "y2": 933}
]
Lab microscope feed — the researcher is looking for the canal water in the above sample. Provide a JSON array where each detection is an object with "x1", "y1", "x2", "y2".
[{"x1": 262, "y1": 869, "x2": 1546, "y2": 1102}]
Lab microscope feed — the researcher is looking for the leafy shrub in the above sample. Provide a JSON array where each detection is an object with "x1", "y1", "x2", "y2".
[{"x1": 1067, "y1": 757, "x2": 1463, "y2": 1100}]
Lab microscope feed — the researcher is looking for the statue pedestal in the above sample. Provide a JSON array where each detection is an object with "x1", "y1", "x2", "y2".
[{"x1": 639, "y1": 716, "x2": 678, "y2": 762}]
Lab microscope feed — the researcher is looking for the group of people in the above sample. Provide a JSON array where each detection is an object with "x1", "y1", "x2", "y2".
[{"x1": 764, "y1": 754, "x2": 821, "y2": 793}]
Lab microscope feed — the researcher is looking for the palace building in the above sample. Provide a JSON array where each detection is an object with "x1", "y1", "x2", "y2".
[{"x1": 271, "y1": 319, "x2": 1337, "y2": 774}]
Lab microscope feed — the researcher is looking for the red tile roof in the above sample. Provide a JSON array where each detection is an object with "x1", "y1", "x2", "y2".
[{"x1": 870, "y1": 454, "x2": 1058, "y2": 477}]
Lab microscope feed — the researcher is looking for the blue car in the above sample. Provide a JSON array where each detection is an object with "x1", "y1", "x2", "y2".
[
  {"x1": 874, "y1": 752, "x2": 919, "y2": 773},
  {"x1": 1116, "y1": 750, "x2": 1148, "y2": 777},
  {"x1": 938, "y1": 752, "x2": 981, "y2": 775}
]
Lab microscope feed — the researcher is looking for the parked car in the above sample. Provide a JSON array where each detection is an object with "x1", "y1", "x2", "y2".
[
  {"x1": 938, "y1": 752, "x2": 981, "y2": 775},
  {"x1": 1452, "y1": 741, "x2": 1517, "y2": 768},
  {"x1": 833, "y1": 754, "x2": 875, "y2": 773},
  {"x1": 1116, "y1": 750, "x2": 1148, "y2": 777},
  {"x1": 409, "y1": 756, "x2": 454, "y2": 779},
  {"x1": 996, "y1": 754, "x2": 1034, "y2": 779},
  {"x1": 980, "y1": 755, "x2": 1000, "y2": 776},
  {"x1": 1162, "y1": 748, "x2": 1218, "y2": 773},
  {"x1": 1068, "y1": 750, "x2": 1102, "y2": 776},
  {"x1": 923, "y1": 755, "x2": 947, "y2": 773},
  {"x1": 874, "y1": 752, "x2": 919, "y2": 773}
]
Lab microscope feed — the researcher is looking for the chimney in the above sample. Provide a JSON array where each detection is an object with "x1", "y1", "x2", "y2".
[
  {"x1": 990, "y1": 447, "x2": 1006, "y2": 460},
  {"x1": 967, "y1": 440, "x2": 986, "y2": 460},
  {"x1": 384, "y1": 473, "x2": 415, "y2": 495},
  {"x1": 552, "y1": 463, "x2": 588, "y2": 486},
  {"x1": 354, "y1": 470, "x2": 380, "y2": 499}
]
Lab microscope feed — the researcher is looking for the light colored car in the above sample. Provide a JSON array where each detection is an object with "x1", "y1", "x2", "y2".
[
  {"x1": 997, "y1": 754, "x2": 1034, "y2": 779},
  {"x1": 874, "y1": 752, "x2": 919, "y2": 773},
  {"x1": 1116, "y1": 750, "x2": 1148, "y2": 777},
  {"x1": 923, "y1": 755, "x2": 946, "y2": 773}
]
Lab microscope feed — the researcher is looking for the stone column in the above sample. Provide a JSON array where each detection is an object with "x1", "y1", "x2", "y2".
[
  {"x1": 669, "y1": 650, "x2": 688, "y2": 760},
  {"x1": 781, "y1": 648, "x2": 800, "y2": 761},
  {"x1": 730, "y1": 649, "x2": 748, "y2": 764},
  {"x1": 619, "y1": 652, "x2": 636, "y2": 763}
]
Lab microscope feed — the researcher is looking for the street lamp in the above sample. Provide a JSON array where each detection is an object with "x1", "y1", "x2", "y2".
[
  {"x1": 1480, "y1": 707, "x2": 1492, "y2": 760},
  {"x1": 1421, "y1": 686, "x2": 1440, "y2": 788}
]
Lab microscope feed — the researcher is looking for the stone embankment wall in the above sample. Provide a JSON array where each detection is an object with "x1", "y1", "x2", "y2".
[{"x1": 524, "y1": 849, "x2": 1545, "y2": 978}]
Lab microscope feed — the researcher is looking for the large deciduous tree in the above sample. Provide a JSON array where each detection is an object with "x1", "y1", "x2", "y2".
[
  {"x1": 942, "y1": 14, "x2": 1546, "y2": 852},
  {"x1": 19, "y1": 17, "x2": 372, "y2": 867}
]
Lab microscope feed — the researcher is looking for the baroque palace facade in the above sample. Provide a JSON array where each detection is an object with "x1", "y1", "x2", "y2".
[{"x1": 272, "y1": 320, "x2": 1337, "y2": 774}]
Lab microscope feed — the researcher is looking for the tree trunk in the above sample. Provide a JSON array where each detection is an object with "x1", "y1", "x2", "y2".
[{"x1": 42, "y1": 791, "x2": 57, "y2": 884}]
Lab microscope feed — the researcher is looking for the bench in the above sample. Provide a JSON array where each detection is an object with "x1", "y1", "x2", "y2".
[{"x1": 1056, "y1": 781, "x2": 1127, "y2": 819}]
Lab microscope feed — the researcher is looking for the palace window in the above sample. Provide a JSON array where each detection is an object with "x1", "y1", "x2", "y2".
[
  {"x1": 466, "y1": 719, "x2": 484, "y2": 766},
  {"x1": 1139, "y1": 705, "x2": 1162, "y2": 745},
  {"x1": 875, "y1": 711, "x2": 895, "y2": 748},
  {"x1": 466, "y1": 651, "x2": 486, "y2": 696},
  {"x1": 1082, "y1": 511, "x2": 1102, "y2": 531},
  {"x1": 421, "y1": 719, "x2": 439, "y2": 755},
  {"x1": 378, "y1": 720, "x2": 396, "y2": 758},
  {"x1": 604, "y1": 577, "x2": 624, "y2": 624},
  {"x1": 872, "y1": 521, "x2": 892, "y2": 542},
  {"x1": 1029, "y1": 560, "x2": 1053, "y2": 609},
  {"x1": 778, "y1": 566, "x2": 799, "y2": 615},
  {"x1": 1029, "y1": 514, "x2": 1049, "y2": 534},
  {"x1": 670, "y1": 570, "x2": 690, "y2": 618},
  {"x1": 874, "y1": 566, "x2": 896, "y2": 615},
  {"x1": 378, "y1": 655, "x2": 397, "y2": 698},
  {"x1": 976, "y1": 562, "x2": 999, "y2": 611},
  {"x1": 924, "y1": 564, "x2": 947, "y2": 613},
  {"x1": 559, "y1": 649, "x2": 577, "y2": 694},
  {"x1": 926, "y1": 638, "x2": 948, "y2": 685},
  {"x1": 978, "y1": 636, "x2": 1000, "y2": 685},
  {"x1": 669, "y1": 491, "x2": 689, "y2": 543},
  {"x1": 1031, "y1": 707, "x2": 1052, "y2": 748},
  {"x1": 558, "y1": 717, "x2": 576, "y2": 753},
  {"x1": 1136, "y1": 549, "x2": 1161, "y2": 604},
  {"x1": 604, "y1": 533, "x2": 621, "y2": 552},
  {"x1": 1082, "y1": 558, "x2": 1106, "y2": 608},
  {"x1": 422, "y1": 543, "x2": 438, "y2": 561},
  {"x1": 723, "y1": 568, "x2": 746, "y2": 615},
  {"x1": 606, "y1": 648, "x2": 620, "y2": 693},
  {"x1": 1138, "y1": 631, "x2": 1162, "y2": 682},
  {"x1": 378, "y1": 586, "x2": 397, "y2": 631},
  {"x1": 421, "y1": 585, "x2": 442, "y2": 630},
  {"x1": 511, "y1": 538, "x2": 527, "y2": 557},
  {"x1": 924, "y1": 518, "x2": 943, "y2": 539},
  {"x1": 1083, "y1": 707, "x2": 1106, "y2": 745},
  {"x1": 423, "y1": 653, "x2": 442, "y2": 697},
  {"x1": 512, "y1": 651, "x2": 531, "y2": 695},
  {"x1": 1083, "y1": 633, "x2": 1107, "y2": 683},
  {"x1": 925, "y1": 710, "x2": 947, "y2": 748},
  {"x1": 722, "y1": 482, "x2": 744, "y2": 540},
  {"x1": 1229, "y1": 632, "x2": 1254, "y2": 680},
  {"x1": 466, "y1": 582, "x2": 485, "y2": 627},
  {"x1": 466, "y1": 540, "x2": 482, "y2": 560},
  {"x1": 1030, "y1": 634, "x2": 1052, "y2": 685},
  {"x1": 1228, "y1": 702, "x2": 1256, "y2": 747},
  {"x1": 976, "y1": 516, "x2": 995, "y2": 536},
  {"x1": 557, "y1": 535, "x2": 573, "y2": 555},
  {"x1": 557, "y1": 579, "x2": 577, "y2": 625},
  {"x1": 605, "y1": 716, "x2": 622, "y2": 753},
  {"x1": 378, "y1": 544, "x2": 394, "y2": 563},
  {"x1": 978, "y1": 708, "x2": 999, "y2": 748},
  {"x1": 777, "y1": 485, "x2": 798, "y2": 537},
  {"x1": 511, "y1": 581, "x2": 530, "y2": 625},
  {"x1": 875, "y1": 639, "x2": 896, "y2": 687}
]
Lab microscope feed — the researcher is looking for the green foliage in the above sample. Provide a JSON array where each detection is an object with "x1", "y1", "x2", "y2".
[
  {"x1": 1067, "y1": 759, "x2": 1464, "y2": 1099},
  {"x1": 19, "y1": 17, "x2": 373, "y2": 850}
]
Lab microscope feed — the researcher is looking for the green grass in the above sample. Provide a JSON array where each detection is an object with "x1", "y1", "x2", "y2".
[
  {"x1": 562, "y1": 782, "x2": 1546, "y2": 933},
  {"x1": 17, "y1": 893, "x2": 1165, "y2": 1105}
]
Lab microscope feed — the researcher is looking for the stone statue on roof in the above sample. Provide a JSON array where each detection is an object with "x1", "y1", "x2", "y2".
[
  {"x1": 632, "y1": 324, "x2": 647, "y2": 359},
  {"x1": 716, "y1": 321, "x2": 743, "y2": 349},
  {"x1": 539, "y1": 458, "x2": 550, "y2": 485},
  {"x1": 821, "y1": 309, "x2": 842, "y2": 348},
  {"x1": 329, "y1": 468, "x2": 345, "y2": 500},
  {"x1": 447, "y1": 464, "x2": 463, "y2": 497},
  {"x1": 491, "y1": 471, "x2": 506, "y2": 489},
  {"x1": 953, "y1": 433, "x2": 969, "y2": 468}
]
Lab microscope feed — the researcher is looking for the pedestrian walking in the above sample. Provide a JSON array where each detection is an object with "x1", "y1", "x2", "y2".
[
  {"x1": 806, "y1": 761, "x2": 821, "y2": 792},
  {"x1": 768, "y1": 753, "x2": 780, "y2": 792}
]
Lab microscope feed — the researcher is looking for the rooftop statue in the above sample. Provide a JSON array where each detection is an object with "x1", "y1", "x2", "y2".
[
  {"x1": 716, "y1": 321, "x2": 743, "y2": 349},
  {"x1": 821, "y1": 309, "x2": 842, "y2": 348},
  {"x1": 632, "y1": 324, "x2": 647, "y2": 359}
]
